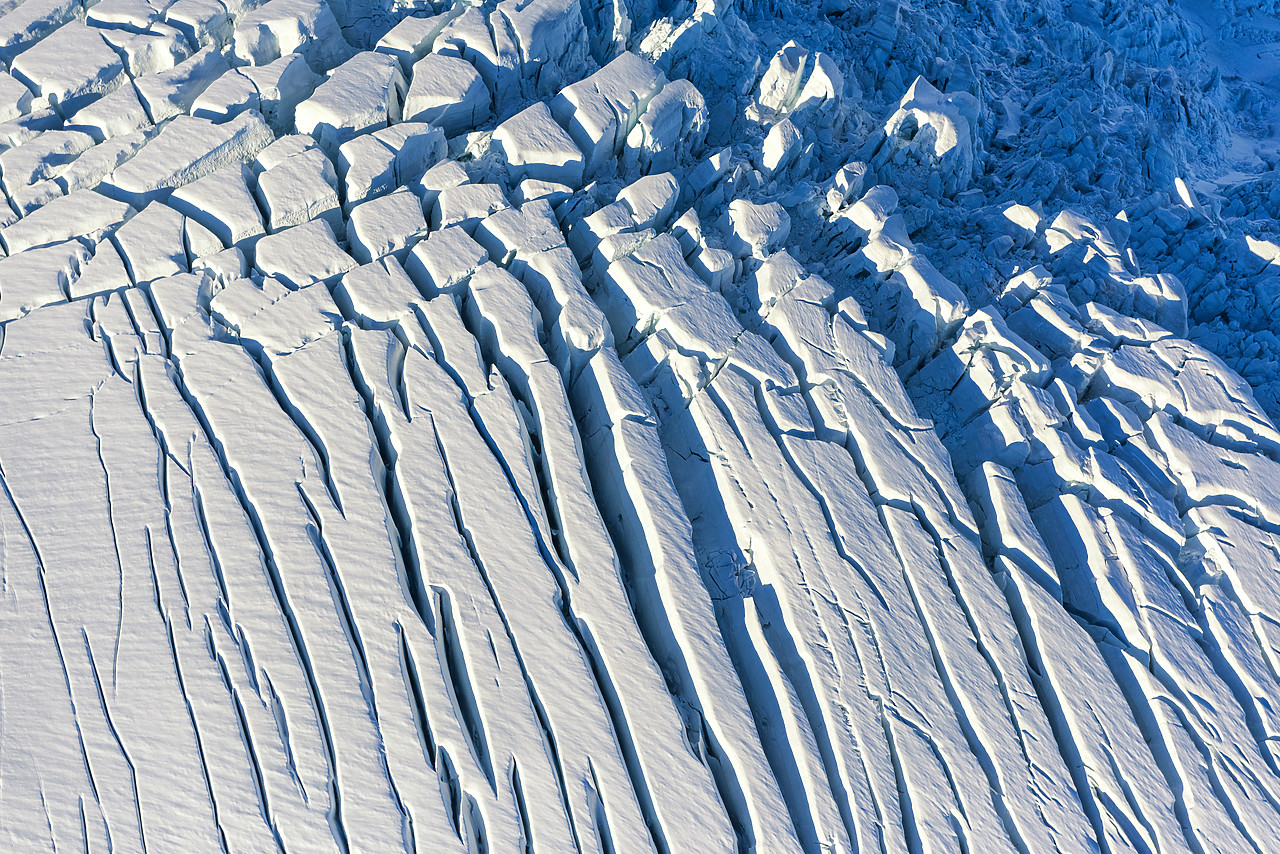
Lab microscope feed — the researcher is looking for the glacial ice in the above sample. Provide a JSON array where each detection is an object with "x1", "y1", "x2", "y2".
[{"x1": 4, "y1": 0, "x2": 1280, "y2": 852}]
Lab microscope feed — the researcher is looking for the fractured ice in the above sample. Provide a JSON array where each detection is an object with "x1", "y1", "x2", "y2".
[{"x1": 4, "y1": 0, "x2": 1280, "y2": 852}]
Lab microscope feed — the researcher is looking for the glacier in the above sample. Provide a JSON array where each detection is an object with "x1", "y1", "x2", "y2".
[{"x1": 3, "y1": 0, "x2": 1280, "y2": 852}]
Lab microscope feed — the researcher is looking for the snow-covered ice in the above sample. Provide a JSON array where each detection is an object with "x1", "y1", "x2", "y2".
[{"x1": 6, "y1": 1, "x2": 1280, "y2": 852}]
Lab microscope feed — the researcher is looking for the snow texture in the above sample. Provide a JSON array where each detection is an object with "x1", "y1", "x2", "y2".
[{"x1": 4, "y1": 1, "x2": 1280, "y2": 853}]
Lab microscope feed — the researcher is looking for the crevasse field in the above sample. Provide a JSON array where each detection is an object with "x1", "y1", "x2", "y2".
[{"x1": 3, "y1": 0, "x2": 1280, "y2": 851}]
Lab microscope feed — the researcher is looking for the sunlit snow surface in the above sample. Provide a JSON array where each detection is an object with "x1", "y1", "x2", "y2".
[{"x1": 4, "y1": 1, "x2": 1280, "y2": 852}]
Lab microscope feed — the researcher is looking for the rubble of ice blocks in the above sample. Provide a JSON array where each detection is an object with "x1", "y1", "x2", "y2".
[{"x1": 6, "y1": 1, "x2": 1280, "y2": 852}]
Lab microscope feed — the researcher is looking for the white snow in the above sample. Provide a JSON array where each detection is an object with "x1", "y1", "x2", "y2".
[
  {"x1": 233, "y1": 0, "x2": 352, "y2": 70},
  {"x1": 492, "y1": 100, "x2": 584, "y2": 187},
  {"x1": 10, "y1": 23, "x2": 127, "y2": 116},
  {"x1": 254, "y1": 140, "x2": 341, "y2": 232},
  {"x1": 253, "y1": 217, "x2": 355, "y2": 286},
  {"x1": 347, "y1": 187, "x2": 426, "y2": 263},
  {"x1": 99, "y1": 110, "x2": 273, "y2": 207},
  {"x1": 402, "y1": 53, "x2": 489, "y2": 137},
  {"x1": 877, "y1": 76, "x2": 978, "y2": 195},
  {"x1": 552, "y1": 51, "x2": 666, "y2": 177},
  {"x1": 294, "y1": 51, "x2": 406, "y2": 154},
  {"x1": 3, "y1": 2, "x2": 1280, "y2": 853}
]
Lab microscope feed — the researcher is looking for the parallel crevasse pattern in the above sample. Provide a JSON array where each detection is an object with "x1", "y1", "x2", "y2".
[{"x1": 2, "y1": 0, "x2": 1280, "y2": 852}]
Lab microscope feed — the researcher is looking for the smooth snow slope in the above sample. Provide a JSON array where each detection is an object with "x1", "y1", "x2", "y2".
[{"x1": 2, "y1": 0, "x2": 1280, "y2": 852}]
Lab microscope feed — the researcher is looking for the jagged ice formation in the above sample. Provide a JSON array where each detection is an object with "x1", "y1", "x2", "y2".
[{"x1": 4, "y1": 0, "x2": 1280, "y2": 852}]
